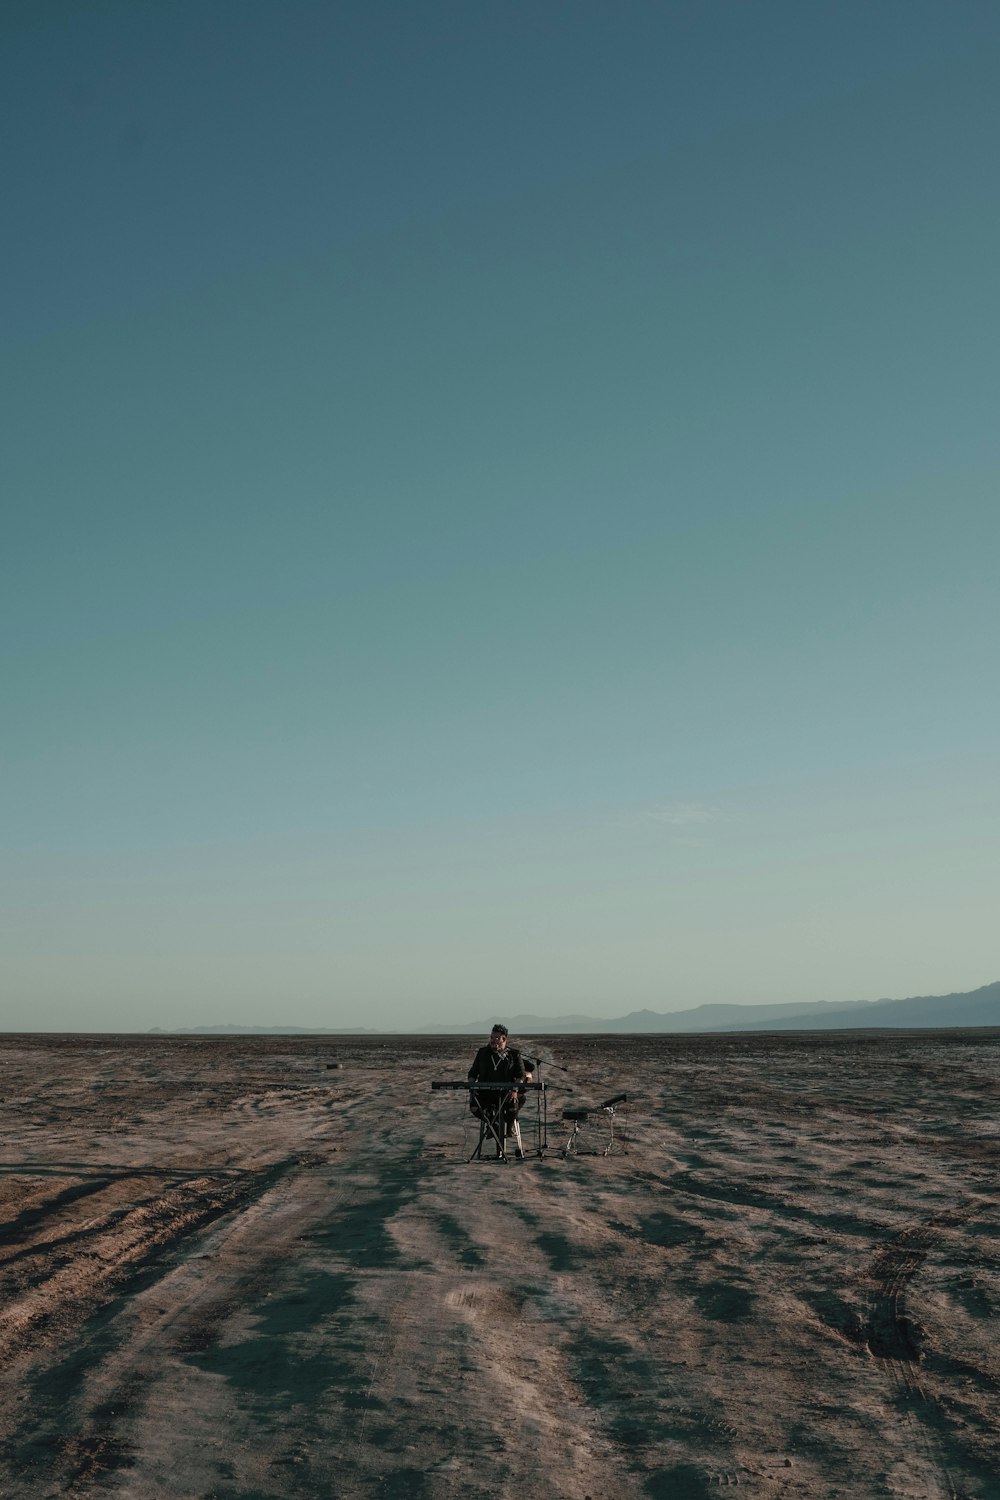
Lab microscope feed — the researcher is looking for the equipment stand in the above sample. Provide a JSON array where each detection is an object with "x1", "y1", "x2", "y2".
[
  {"x1": 535, "y1": 1060, "x2": 549, "y2": 1156},
  {"x1": 468, "y1": 1091, "x2": 512, "y2": 1163},
  {"x1": 429, "y1": 1079, "x2": 547, "y2": 1162},
  {"x1": 560, "y1": 1093, "x2": 628, "y2": 1158},
  {"x1": 601, "y1": 1098, "x2": 625, "y2": 1156},
  {"x1": 560, "y1": 1107, "x2": 591, "y2": 1157}
]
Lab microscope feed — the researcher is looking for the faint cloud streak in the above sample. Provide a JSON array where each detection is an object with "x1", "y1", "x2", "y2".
[{"x1": 647, "y1": 801, "x2": 722, "y2": 827}]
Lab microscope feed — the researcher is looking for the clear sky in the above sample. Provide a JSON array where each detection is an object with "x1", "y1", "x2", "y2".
[{"x1": 3, "y1": 1, "x2": 998, "y2": 1032}]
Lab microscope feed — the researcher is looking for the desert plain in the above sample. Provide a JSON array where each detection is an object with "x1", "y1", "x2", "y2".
[{"x1": 1, "y1": 1029, "x2": 998, "y2": 1500}]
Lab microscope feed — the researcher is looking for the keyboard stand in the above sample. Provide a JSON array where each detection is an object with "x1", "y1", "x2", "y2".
[{"x1": 468, "y1": 1094, "x2": 511, "y2": 1163}]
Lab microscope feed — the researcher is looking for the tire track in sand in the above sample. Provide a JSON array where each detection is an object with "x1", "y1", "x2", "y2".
[
  {"x1": 865, "y1": 1205, "x2": 988, "y2": 1500},
  {"x1": 0, "y1": 1157, "x2": 302, "y2": 1496}
]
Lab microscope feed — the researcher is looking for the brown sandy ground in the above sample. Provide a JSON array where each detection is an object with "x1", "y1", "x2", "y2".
[{"x1": 1, "y1": 1030, "x2": 999, "y2": 1500}]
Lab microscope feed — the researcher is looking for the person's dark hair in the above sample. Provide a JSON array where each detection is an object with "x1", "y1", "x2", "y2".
[{"x1": 491, "y1": 1023, "x2": 508, "y2": 1037}]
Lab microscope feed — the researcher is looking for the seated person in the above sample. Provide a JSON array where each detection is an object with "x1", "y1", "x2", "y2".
[{"x1": 468, "y1": 1023, "x2": 528, "y2": 1157}]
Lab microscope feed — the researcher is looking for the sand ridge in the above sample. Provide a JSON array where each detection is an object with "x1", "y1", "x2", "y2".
[{"x1": 1, "y1": 1030, "x2": 998, "y2": 1498}]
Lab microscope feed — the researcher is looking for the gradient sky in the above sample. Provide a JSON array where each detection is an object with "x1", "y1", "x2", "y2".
[{"x1": 3, "y1": 1, "x2": 999, "y2": 1031}]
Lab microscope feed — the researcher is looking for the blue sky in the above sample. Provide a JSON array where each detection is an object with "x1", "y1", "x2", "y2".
[{"x1": 3, "y1": 1, "x2": 998, "y2": 1030}]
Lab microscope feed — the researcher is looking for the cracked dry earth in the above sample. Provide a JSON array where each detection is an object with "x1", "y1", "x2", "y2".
[{"x1": 1, "y1": 1032, "x2": 999, "y2": 1500}]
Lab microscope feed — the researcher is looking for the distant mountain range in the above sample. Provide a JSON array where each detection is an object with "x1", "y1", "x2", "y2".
[
  {"x1": 147, "y1": 1024, "x2": 382, "y2": 1036},
  {"x1": 152, "y1": 982, "x2": 1000, "y2": 1036},
  {"x1": 429, "y1": 982, "x2": 1000, "y2": 1034}
]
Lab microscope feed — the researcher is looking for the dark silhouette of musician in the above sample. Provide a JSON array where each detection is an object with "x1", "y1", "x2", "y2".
[{"x1": 467, "y1": 1023, "x2": 532, "y2": 1159}]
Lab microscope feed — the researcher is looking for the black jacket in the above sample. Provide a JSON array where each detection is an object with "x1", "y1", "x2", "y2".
[{"x1": 468, "y1": 1045, "x2": 527, "y2": 1085}]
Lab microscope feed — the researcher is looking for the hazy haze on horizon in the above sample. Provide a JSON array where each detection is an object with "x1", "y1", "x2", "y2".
[{"x1": 3, "y1": 1, "x2": 999, "y2": 1033}]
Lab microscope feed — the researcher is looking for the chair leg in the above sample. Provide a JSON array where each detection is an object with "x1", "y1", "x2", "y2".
[{"x1": 492, "y1": 1112, "x2": 507, "y2": 1159}]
